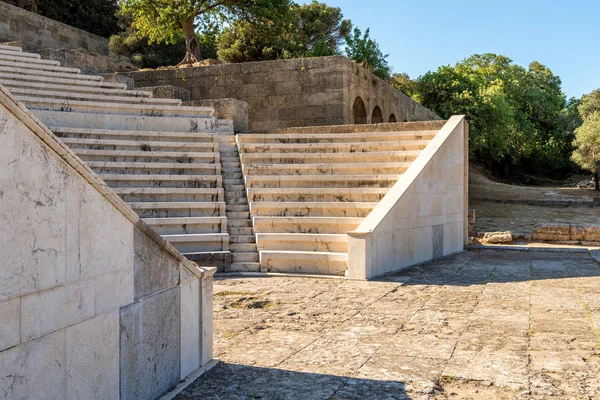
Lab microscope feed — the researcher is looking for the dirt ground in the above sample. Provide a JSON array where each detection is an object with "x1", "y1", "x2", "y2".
[
  {"x1": 469, "y1": 167, "x2": 599, "y2": 233},
  {"x1": 177, "y1": 250, "x2": 600, "y2": 400}
]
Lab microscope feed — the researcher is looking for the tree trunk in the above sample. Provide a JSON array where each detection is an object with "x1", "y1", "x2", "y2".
[
  {"x1": 594, "y1": 171, "x2": 599, "y2": 191},
  {"x1": 178, "y1": 18, "x2": 202, "y2": 66}
]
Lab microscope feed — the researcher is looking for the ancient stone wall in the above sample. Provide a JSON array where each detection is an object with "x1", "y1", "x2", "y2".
[
  {"x1": 0, "y1": 1, "x2": 109, "y2": 54},
  {"x1": 120, "y1": 56, "x2": 439, "y2": 131},
  {"x1": 0, "y1": 85, "x2": 214, "y2": 399}
]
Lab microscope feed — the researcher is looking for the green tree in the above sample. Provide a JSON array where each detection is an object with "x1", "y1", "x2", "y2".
[
  {"x1": 119, "y1": 0, "x2": 290, "y2": 65},
  {"x1": 216, "y1": 1, "x2": 350, "y2": 63},
  {"x1": 390, "y1": 73, "x2": 417, "y2": 96},
  {"x1": 344, "y1": 27, "x2": 391, "y2": 80},
  {"x1": 572, "y1": 113, "x2": 600, "y2": 190}
]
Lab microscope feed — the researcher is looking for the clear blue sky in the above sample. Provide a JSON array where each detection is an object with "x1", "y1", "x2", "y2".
[{"x1": 303, "y1": 0, "x2": 599, "y2": 99}]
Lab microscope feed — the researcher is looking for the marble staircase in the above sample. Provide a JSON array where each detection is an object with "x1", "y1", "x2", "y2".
[
  {"x1": 0, "y1": 44, "x2": 233, "y2": 268},
  {"x1": 237, "y1": 128, "x2": 439, "y2": 276}
]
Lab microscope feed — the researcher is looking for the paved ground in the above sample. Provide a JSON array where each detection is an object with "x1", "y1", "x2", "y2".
[{"x1": 177, "y1": 250, "x2": 600, "y2": 400}]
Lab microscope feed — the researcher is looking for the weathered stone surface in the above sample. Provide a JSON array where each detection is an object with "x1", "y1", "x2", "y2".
[
  {"x1": 0, "y1": 330, "x2": 66, "y2": 400},
  {"x1": 0, "y1": 2, "x2": 109, "y2": 54},
  {"x1": 100, "y1": 73, "x2": 135, "y2": 90},
  {"x1": 66, "y1": 312, "x2": 119, "y2": 400},
  {"x1": 186, "y1": 98, "x2": 248, "y2": 132},
  {"x1": 133, "y1": 227, "x2": 180, "y2": 300},
  {"x1": 140, "y1": 85, "x2": 190, "y2": 102},
  {"x1": 482, "y1": 231, "x2": 513, "y2": 243},
  {"x1": 180, "y1": 277, "x2": 201, "y2": 379},
  {"x1": 38, "y1": 48, "x2": 136, "y2": 75},
  {"x1": 0, "y1": 297, "x2": 20, "y2": 352},
  {"x1": 120, "y1": 287, "x2": 181, "y2": 400},
  {"x1": 532, "y1": 224, "x2": 571, "y2": 241}
]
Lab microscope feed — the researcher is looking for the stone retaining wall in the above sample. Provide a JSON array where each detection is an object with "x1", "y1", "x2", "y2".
[
  {"x1": 121, "y1": 56, "x2": 439, "y2": 131},
  {"x1": 0, "y1": 1, "x2": 109, "y2": 54}
]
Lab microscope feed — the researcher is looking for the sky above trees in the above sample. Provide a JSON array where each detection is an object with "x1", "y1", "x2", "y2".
[{"x1": 304, "y1": 0, "x2": 600, "y2": 99}]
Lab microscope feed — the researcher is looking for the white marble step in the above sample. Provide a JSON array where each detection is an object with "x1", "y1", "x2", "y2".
[
  {"x1": 259, "y1": 250, "x2": 347, "y2": 276},
  {"x1": 249, "y1": 202, "x2": 377, "y2": 217},
  {"x1": 252, "y1": 216, "x2": 363, "y2": 234},
  {"x1": 0, "y1": 58, "x2": 77, "y2": 73},
  {"x1": 143, "y1": 217, "x2": 227, "y2": 235},
  {"x1": 60, "y1": 137, "x2": 218, "y2": 152},
  {"x1": 256, "y1": 233, "x2": 348, "y2": 253},
  {"x1": 0, "y1": 44, "x2": 22, "y2": 52},
  {"x1": 0, "y1": 48, "x2": 38, "y2": 59},
  {"x1": 88, "y1": 161, "x2": 221, "y2": 175},
  {"x1": 0, "y1": 65, "x2": 96, "y2": 81},
  {"x1": 239, "y1": 150, "x2": 421, "y2": 164},
  {"x1": 242, "y1": 162, "x2": 411, "y2": 176},
  {"x1": 114, "y1": 188, "x2": 224, "y2": 202},
  {"x1": 99, "y1": 173, "x2": 221, "y2": 188},
  {"x1": 72, "y1": 149, "x2": 219, "y2": 163},
  {"x1": 162, "y1": 233, "x2": 229, "y2": 253},
  {"x1": 19, "y1": 96, "x2": 214, "y2": 118},
  {"x1": 130, "y1": 201, "x2": 225, "y2": 218},
  {"x1": 0, "y1": 72, "x2": 127, "y2": 89},
  {"x1": 0, "y1": 52, "x2": 55, "y2": 65},
  {"x1": 238, "y1": 141, "x2": 429, "y2": 153},
  {"x1": 7, "y1": 86, "x2": 181, "y2": 106},
  {"x1": 2, "y1": 79, "x2": 150, "y2": 97},
  {"x1": 247, "y1": 187, "x2": 388, "y2": 202},
  {"x1": 236, "y1": 130, "x2": 438, "y2": 143},
  {"x1": 244, "y1": 174, "x2": 401, "y2": 188},
  {"x1": 52, "y1": 127, "x2": 216, "y2": 142}
]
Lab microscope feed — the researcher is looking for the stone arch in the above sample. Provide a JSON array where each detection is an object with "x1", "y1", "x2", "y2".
[
  {"x1": 371, "y1": 106, "x2": 383, "y2": 124},
  {"x1": 353, "y1": 97, "x2": 367, "y2": 124},
  {"x1": 388, "y1": 114, "x2": 397, "y2": 123}
]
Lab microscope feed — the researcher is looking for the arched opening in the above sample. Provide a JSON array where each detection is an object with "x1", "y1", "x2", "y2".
[
  {"x1": 353, "y1": 97, "x2": 367, "y2": 124},
  {"x1": 388, "y1": 114, "x2": 397, "y2": 123},
  {"x1": 371, "y1": 106, "x2": 383, "y2": 124}
]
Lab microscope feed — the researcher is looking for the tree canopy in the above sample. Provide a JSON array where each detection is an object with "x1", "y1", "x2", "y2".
[
  {"x1": 394, "y1": 54, "x2": 577, "y2": 179},
  {"x1": 344, "y1": 27, "x2": 391, "y2": 80},
  {"x1": 572, "y1": 90, "x2": 600, "y2": 190},
  {"x1": 119, "y1": 0, "x2": 290, "y2": 64}
]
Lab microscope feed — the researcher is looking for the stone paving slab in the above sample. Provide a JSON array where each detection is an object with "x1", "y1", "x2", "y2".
[{"x1": 177, "y1": 250, "x2": 600, "y2": 399}]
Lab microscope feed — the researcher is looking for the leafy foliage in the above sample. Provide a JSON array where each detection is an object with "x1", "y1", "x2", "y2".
[
  {"x1": 572, "y1": 90, "x2": 600, "y2": 190},
  {"x1": 4, "y1": 0, "x2": 120, "y2": 38},
  {"x1": 216, "y1": 1, "x2": 351, "y2": 62},
  {"x1": 344, "y1": 27, "x2": 391, "y2": 80},
  {"x1": 396, "y1": 54, "x2": 578, "y2": 178}
]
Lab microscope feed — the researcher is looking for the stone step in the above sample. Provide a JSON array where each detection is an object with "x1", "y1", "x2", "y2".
[
  {"x1": 229, "y1": 235, "x2": 255, "y2": 244},
  {"x1": 18, "y1": 96, "x2": 214, "y2": 118},
  {"x1": 99, "y1": 174, "x2": 221, "y2": 189},
  {"x1": 0, "y1": 58, "x2": 79, "y2": 73},
  {"x1": 162, "y1": 233, "x2": 229, "y2": 253},
  {"x1": 249, "y1": 202, "x2": 377, "y2": 217},
  {"x1": 229, "y1": 227, "x2": 254, "y2": 235},
  {"x1": 114, "y1": 188, "x2": 223, "y2": 203},
  {"x1": 226, "y1": 205, "x2": 250, "y2": 212},
  {"x1": 130, "y1": 201, "x2": 226, "y2": 218},
  {"x1": 230, "y1": 243, "x2": 257, "y2": 252},
  {"x1": 52, "y1": 127, "x2": 216, "y2": 142},
  {"x1": 239, "y1": 150, "x2": 420, "y2": 164},
  {"x1": 224, "y1": 190, "x2": 246, "y2": 198},
  {"x1": 223, "y1": 178, "x2": 244, "y2": 185},
  {"x1": 0, "y1": 44, "x2": 22, "y2": 52},
  {"x1": 237, "y1": 130, "x2": 438, "y2": 143},
  {"x1": 225, "y1": 184, "x2": 246, "y2": 191},
  {"x1": 259, "y1": 250, "x2": 347, "y2": 276},
  {"x1": 3, "y1": 79, "x2": 151, "y2": 98},
  {"x1": 227, "y1": 212, "x2": 250, "y2": 219},
  {"x1": 8, "y1": 86, "x2": 182, "y2": 106},
  {"x1": 256, "y1": 233, "x2": 348, "y2": 253},
  {"x1": 32, "y1": 109, "x2": 217, "y2": 133},
  {"x1": 239, "y1": 141, "x2": 429, "y2": 154},
  {"x1": 0, "y1": 51, "x2": 51, "y2": 63},
  {"x1": 242, "y1": 162, "x2": 411, "y2": 176},
  {"x1": 222, "y1": 162, "x2": 241, "y2": 167},
  {"x1": 88, "y1": 161, "x2": 221, "y2": 176},
  {"x1": 223, "y1": 173, "x2": 243, "y2": 179},
  {"x1": 182, "y1": 251, "x2": 232, "y2": 268},
  {"x1": 228, "y1": 262, "x2": 261, "y2": 273},
  {"x1": 143, "y1": 217, "x2": 227, "y2": 235},
  {"x1": 228, "y1": 219, "x2": 252, "y2": 228},
  {"x1": 0, "y1": 65, "x2": 98, "y2": 81},
  {"x1": 70, "y1": 149, "x2": 219, "y2": 163},
  {"x1": 245, "y1": 174, "x2": 401, "y2": 188},
  {"x1": 232, "y1": 252, "x2": 259, "y2": 263},
  {"x1": 0, "y1": 71, "x2": 127, "y2": 89},
  {"x1": 225, "y1": 198, "x2": 249, "y2": 205},
  {"x1": 252, "y1": 216, "x2": 363, "y2": 234},
  {"x1": 60, "y1": 137, "x2": 218, "y2": 152},
  {"x1": 247, "y1": 188, "x2": 388, "y2": 202}
]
